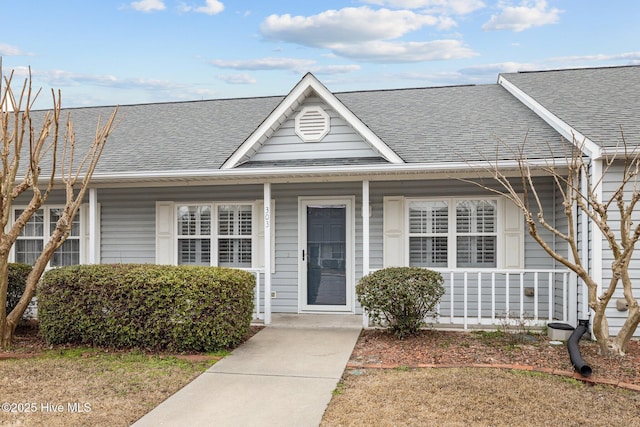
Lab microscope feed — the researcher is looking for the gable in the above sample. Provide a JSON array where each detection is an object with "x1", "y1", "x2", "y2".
[
  {"x1": 221, "y1": 73, "x2": 403, "y2": 169},
  {"x1": 248, "y1": 95, "x2": 383, "y2": 163}
]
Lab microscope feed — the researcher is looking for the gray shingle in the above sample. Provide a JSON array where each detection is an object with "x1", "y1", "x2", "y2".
[
  {"x1": 501, "y1": 66, "x2": 640, "y2": 148},
  {"x1": 30, "y1": 72, "x2": 587, "y2": 175},
  {"x1": 337, "y1": 84, "x2": 567, "y2": 163}
]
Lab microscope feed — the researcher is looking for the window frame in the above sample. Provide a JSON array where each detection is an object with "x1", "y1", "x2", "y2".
[
  {"x1": 174, "y1": 201, "x2": 256, "y2": 268},
  {"x1": 12, "y1": 205, "x2": 82, "y2": 268},
  {"x1": 405, "y1": 196, "x2": 502, "y2": 269}
]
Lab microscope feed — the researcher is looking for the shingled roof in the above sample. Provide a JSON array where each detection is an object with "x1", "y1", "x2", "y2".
[
  {"x1": 500, "y1": 65, "x2": 640, "y2": 150},
  {"x1": 39, "y1": 67, "x2": 626, "y2": 177}
]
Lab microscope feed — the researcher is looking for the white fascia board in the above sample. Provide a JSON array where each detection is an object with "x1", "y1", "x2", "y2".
[
  {"x1": 308, "y1": 79, "x2": 405, "y2": 164},
  {"x1": 498, "y1": 75, "x2": 603, "y2": 160},
  {"x1": 221, "y1": 73, "x2": 404, "y2": 169},
  {"x1": 89, "y1": 157, "x2": 566, "y2": 184},
  {"x1": 221, "y1": 75, "x2": 311, "y2": 169}
]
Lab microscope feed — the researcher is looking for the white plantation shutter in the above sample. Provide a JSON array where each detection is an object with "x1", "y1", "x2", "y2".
[
  {"x1": 455, "y1": 200, "x2": 497, "y2": 268},
  {"x1": 383, "y1": 196, "x2": 405, "y2": 267},
  {"x1": 156, "y1": 202, "x2": 175, "y2": 265},
  {"x1": 408, "y1": 200, "x2": 449, "y2": 267},
  {"x1": 501, "y1": 196, "x2": 524, "y2": 269},
  {"x1": 80, "y1": 203, "x2": 100, "y2": 264}
]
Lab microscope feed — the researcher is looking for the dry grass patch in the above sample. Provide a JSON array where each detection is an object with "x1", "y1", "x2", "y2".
[
  {"x1": 322, "y1": 368, "x2": 640, "y2": 427},
  {"x1": 0, "y1": 349, "x2": 214, "y2": 426}
]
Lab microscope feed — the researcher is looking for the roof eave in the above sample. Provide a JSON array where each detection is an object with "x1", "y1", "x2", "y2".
[
  {"x1": 498, "y1": 75, "x2": 603, "y2": 159},
  {"x1": 88, "y1": 158, "x2": 569, "y2": 186}
]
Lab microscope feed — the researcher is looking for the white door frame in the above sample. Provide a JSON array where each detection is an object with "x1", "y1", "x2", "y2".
[{"x1": 298, "y1": 196, "x2": 355, "y2": 313}]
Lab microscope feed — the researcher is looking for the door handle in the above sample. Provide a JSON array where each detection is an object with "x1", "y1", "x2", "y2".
[{"x1": 302, "y1": 249, "x2": 305, "y2": 261}]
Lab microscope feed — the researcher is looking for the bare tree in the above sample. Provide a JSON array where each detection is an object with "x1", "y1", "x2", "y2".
[
  {"x1": 0, "y1": 64, "x2": 118, "y2": 348},
  {"x1": 463, "y1": 136, "x2": 640, "y2": 356}
]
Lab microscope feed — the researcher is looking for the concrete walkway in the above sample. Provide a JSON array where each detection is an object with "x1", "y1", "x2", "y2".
[{"x1": 132, "y1": 314, "x2": 362, "y2": 427}]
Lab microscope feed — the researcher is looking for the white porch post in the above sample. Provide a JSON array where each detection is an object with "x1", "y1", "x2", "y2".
[
  {"x1": 362, "y1": 180, "x2": 370, "y2": 328},
  {"x1": 264, "y1": 182, "x2": 272, "y2": 325},
  {"x1": 89, "y1": 187, "x2": 98, "y2": 264}
]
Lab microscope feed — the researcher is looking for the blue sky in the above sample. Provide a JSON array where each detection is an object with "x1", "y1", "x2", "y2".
[{"x1": 2, "y1": 0, "x2": 638, "y2": 109}]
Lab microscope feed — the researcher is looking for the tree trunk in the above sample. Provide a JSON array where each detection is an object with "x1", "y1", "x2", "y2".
[
  {"x1": 0, "y1": 256, "x2": 12, "y2": 349},
  {"x1": 611, "y1": 305, "x2": 640, "y2": 356}
]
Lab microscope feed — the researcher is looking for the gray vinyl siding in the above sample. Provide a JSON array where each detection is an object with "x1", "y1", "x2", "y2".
[
  {"x1": 370, "y1": 178, "x2": 565, "y2": 320},
  {"x1": 270, "y1": 182, "x2": 364, "y2": 313},
  {"x1": 600, "y1": 162, "x2": 640, "y2": 336},
  {"x1": 94, "y1": 177, "x2": 566, "y2": 318},
  {"x1": 249, "y1": 97, "x2": 380, "y2": 163},
  {"x1": 99, "y1": 185, "x2": 263, "y2": 264}
]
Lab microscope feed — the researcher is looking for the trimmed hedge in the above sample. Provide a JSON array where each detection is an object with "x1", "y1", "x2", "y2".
[
  {"x1": 356, "y1": 267, "x2": 444, "y2": 338},
  {"x1": 6, "y1": 263, "x2": 32, "y2": 314},
  {"x1": 37, "y1": 264, "x2": 255, "y2": 352}
]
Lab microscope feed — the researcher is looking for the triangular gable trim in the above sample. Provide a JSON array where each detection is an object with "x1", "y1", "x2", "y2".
[
  {"x1": 498, "y1": 74, "x2": 602, "y2": 159},
  {"x1": 221, "y1": 73, "x2": 404, "y2": 169}
]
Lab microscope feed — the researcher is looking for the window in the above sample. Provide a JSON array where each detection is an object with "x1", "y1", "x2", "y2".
[
  {"x1": 15, "y1": 207, "x2": 81, "y2": 267},
  {"x1": 177, "y1": 205, "x2": 211, "y2": 265},
  {"x1": 408, "y1": 198, "x2": 498, "y2": 268},
  {"x1": 176, "y1": 203, "x2": 253, "y2": 268},
  {"x1": 217, "y1": 205, "x2": 252, "y2": 268}
]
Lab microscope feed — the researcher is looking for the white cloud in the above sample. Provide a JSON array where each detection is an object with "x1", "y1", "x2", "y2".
[
  {"x1": 210, "y1": 57, "x2": 317, "y2": 72},
  {"x1": 130, "y1": 0, "x2": 166, "y2": 12},
  {"x1": 217, "y1": 73, "x2": 256, "y2": 84},
  {"x1": 549, "y1": 51, "x2": 640, "y2": 64},
  {"x1": 459, "y1": 61, "x2": 539, "y2": 75},
  {"x1": 40, "y1": 69, "x2": 178, "y2": 92},
  {"x1": 328, "y1": 40, "x2": 477, "y2": 63},
  {"x1": 309, "y1": 65, "x2": 361, "y2": 74},
  {"x1": 0, "y1": 43, "x2": 25, "y2": 56},
  {"x1": 259, "y1": 6, "x2": 470, "y2": 63},
  {"x1": 261, "y1": 7, "x2": 442, "y2": 46},
  {"x1": 210, "y1": 58, "x2": 361, "y2": 75},
  {"x1": 482, "y1": 0, "x2": 561, "y2": 32},
  {"x1": 361, "y1": 0, "x2": 485, "y2": 15},
  {"x1": 182, "y1": 0, "x2": 224, "y2": 15}
]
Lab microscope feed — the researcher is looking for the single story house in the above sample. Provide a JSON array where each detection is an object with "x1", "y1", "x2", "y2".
[{"x1": 14, "y1": 65, "x2": 640, "y2": 335}]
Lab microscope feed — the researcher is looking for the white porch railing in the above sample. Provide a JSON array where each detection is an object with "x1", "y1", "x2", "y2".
[{"x1": 428, "y1": 269, "x2": 571, "y2": 330}]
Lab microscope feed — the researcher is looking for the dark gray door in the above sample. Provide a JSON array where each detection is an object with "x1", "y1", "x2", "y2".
[{"x1": 306, "y1": 205, "x2": 347, "y2": 306}]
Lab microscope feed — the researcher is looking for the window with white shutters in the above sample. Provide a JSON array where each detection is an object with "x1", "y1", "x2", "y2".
[
  {"x1": 408, "y1": 201, "x2": 449, "y2": 267},
  {"x1": 217, "y1": 204, "x2": 252, "y2": 268},
  {"x1": 455, "y1": 200, "x2": 497, "y2": 268},
  {"x1": 175, "y1": 203, "x2": 253, "y2": 268},
  {"x1": 177, "y1": 205, "x2": 212, "y2": 266},
  {"x1": 407, "y1": 198, "x2": 498, "y2": 269}
]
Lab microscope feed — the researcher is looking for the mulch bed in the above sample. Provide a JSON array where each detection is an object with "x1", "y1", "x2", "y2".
[
  {"x1": 0, "y1": 324, "x2": 263, "y2": 361},
  {"x1": 349, "y1": 329, "x2": 640, "y2": 386}
]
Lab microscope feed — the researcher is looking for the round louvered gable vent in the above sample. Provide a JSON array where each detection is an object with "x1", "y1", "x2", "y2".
[{"x1": 295, "y1": 106, "x2": 330, "y2": 142}]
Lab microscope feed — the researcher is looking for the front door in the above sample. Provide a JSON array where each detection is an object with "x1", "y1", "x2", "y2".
[{"x1": 300, "y1": 197, "x2": 353, "y2": 312}]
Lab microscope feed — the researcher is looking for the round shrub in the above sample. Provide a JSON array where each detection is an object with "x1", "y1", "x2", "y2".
[
  {"x1": 37, "y1": 264, "x2": 255, "y2": 352},
  {"x1": 6, "y1": 263, "x2": 32, "y2": 314},
  {"x1": 356, "y1": 267, "x2": 444, "y2": 338}
]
